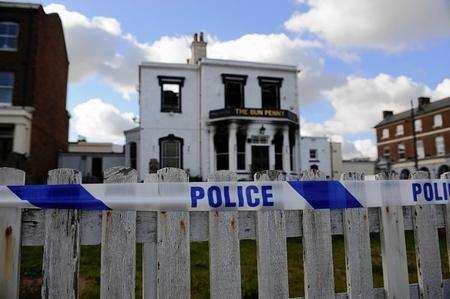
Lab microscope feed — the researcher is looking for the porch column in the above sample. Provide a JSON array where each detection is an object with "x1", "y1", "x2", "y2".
[
  {"x1": 283, "y1": 125, "x2": 291, "y2": 173},
  {"x1": 229, "y1": 122, "x2": 238, "y2": 171},
  {"x1": 209, "y1": 126, "x2": 216, "y2": 174}
]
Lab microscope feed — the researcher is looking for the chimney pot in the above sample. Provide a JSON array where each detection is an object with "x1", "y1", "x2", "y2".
[
  {"x1": 383, "y1": 110, "x2": 393, "y2": 119},
  {"x1": 190, "y1": 31, "x2": 207, "y2": 64},
  {"x1": 418, "y1": 96, "x2": 430, "y2": 109},
  {"x1": 193, "y1": 33, "x2": 198, "y2": 42},
  {"x1": 200, "y1": 32, "x2": 204, "y2": 42}
]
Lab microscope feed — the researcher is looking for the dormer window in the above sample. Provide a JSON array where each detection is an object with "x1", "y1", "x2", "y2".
[
  {"x1": 222, "y1": 74, "x2": 247, "y2": 108},
  {"x1": 158, "y1": 76, "x2": 185, "y2": 113},
  {"x1": 258, "y1": 76, "x2": 282, "y2": 109}
]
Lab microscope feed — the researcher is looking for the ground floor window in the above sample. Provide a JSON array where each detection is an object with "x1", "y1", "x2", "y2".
[
  {"x1": 273, "y1": 132, "x2": 283, "y2": 170},
  {"x1": 159, "y1": 135, "x2": 183, "y2": 169},
  {"x1": 237, "y1": 131, "x2": 246, "y2": 170},
  {"x1": 215, "y1": 132, "x2": 229, "y2": 170},
  {"x1": 0, "y1": 125, "x2": 14, "y2": 159},
  {"x1": 129, "y1": 142, "x2": 137, "y2": 169}
]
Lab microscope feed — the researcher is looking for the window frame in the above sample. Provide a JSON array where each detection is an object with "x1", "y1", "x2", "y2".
[
  {"x1": 0, "y1": 71, "x2": 14, "y2": 105},
  {"x1": 0, "y1": 22, "x2": 19, "y2": 51},
  {"x1": 435, "y1": 136, "x2": 445, "y2": 156},
  {"x1": 416, "y1": 139, "x2": 425, "y2": 159},
  {"x1": 221, "y1": 74, "x2": 247, "y2": 109},
  {"x1": 309, "y1": 149, "x2": 318, "y2": 160},
  {"x1": 414, "y1": 119, "x2": 422, "y2": 132},
  {"x1": 382, "y1": 128, "x2": 389, "y2": 139},
  {"x1": 397, "y1": 143, "x2": 406, "y2": 160},
  {"x1": 395, "y1": 124, "x2": 404, "y2": 136},
  {"x1": 258, "y1": 76, "x2": 283, "y2": 110},
  {"x1": 383, "y1": 146, "x2": 391, "y2": 159},
  {"x1": 434, "y1": 114, "x2": 443, "y2": 128},
  {"x1": 158, "y1": 76, "x2": 185, "y2": 113},
  {"x1": 159, "y1": 134, "x2": 184, "y2": 169}
]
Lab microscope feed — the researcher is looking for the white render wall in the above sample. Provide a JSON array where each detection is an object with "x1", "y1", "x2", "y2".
[
  {"x1": 138, "y1": 59, "x2": 300, "y2": 180},
  {"x1": 299, "y1": 136, "x2": 332, "y2": 177}
]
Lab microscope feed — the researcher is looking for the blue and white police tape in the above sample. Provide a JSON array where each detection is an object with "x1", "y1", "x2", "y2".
[{"x1": 0, "y1": 180, "x2": 449, "y2": 211}]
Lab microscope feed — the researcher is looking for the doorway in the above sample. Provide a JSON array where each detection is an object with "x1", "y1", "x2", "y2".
[{"x1": 252, "y1": 146, "x2": 269, "y2": 174}]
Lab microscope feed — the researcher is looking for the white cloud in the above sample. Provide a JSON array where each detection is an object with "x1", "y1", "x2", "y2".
[
  {"x1": 285, "y1": 0, "x2": 450, "y2": 51},
  {"x1": 71, "y1": 99, "x2": 136, "y2": 144}
]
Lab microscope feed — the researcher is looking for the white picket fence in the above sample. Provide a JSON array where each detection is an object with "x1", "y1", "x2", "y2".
[{"x1": 0, "y1": 166, "x2": 449, "y2": 299}]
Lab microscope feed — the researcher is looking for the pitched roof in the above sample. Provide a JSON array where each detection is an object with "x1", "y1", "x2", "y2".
[{"x1": 374, "y1": 97, "x2": 450, "y2": 128}]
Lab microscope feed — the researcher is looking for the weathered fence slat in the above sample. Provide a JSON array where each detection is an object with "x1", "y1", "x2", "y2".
[
  {"x1": 42, "y1": 168, "x2": 81, "y2": 299},
  {"x1": 410, "y1": 171, "x2": 443, "y2": 298},
  {"x1": 156, "y1": 168, "x2": 190, "y2": 298},
  {"x1": 376, "y1": 171, "x2": 410, "y2": 299},
  {"x1": 100, "y1": 167, "x2": 137, "y2": 299},
  {"x1": 0, "y1": 168, "x2": 25, "y2": 299},
  {"x1": 341, "y1": 172, "x2": 373, "y2": 299},
  {"x1": 208, "y1": 171, "x2": 242, "y2": 298},
  {"x1": 142, "y1": 173, "x2": 158, "y2": 299},
  {"x1": 255, "y1": 170, "x2": 289, "y2": 299},
  {"x1": 301, "y1": 170, "x2": 335, "y2": 298}
]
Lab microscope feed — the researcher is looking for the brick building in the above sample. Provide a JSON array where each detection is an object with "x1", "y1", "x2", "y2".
[
  {"x1": 375, "y1": 96, "x2": 450, "y2": 179},
  {"x1": 0, "y1": 2, "x2": 69, "y2": 183}
]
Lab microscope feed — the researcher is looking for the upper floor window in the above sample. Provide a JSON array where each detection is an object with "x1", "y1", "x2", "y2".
[
  {"x1": 416, "y1": 139, "x2": 425, "y2": 159},
  {"x1": 382, "y1": 128, "x2": 389, "y2": 139},
  {"x1": 159, "y1": 134, "x2": 183, "y2": 168},
  {"x1": 396, "y1": 124, "x2": 404, "y2": 136},
  {"x1": 383, "y1": 146, "x2": 390, "y2": 159},
  {"x1": 397, "y1": 143, "x2": 406, "y2": 160},
  {"x1": 0, "y1": 72, "x2": 14, "y2": 105},
  {"x1": 258, "y1": 76, "x2": 282, "y2": 109},
  {"x1": 309, "y1": 149, "x2": 318, "y2": 160},
  {"x1": 414, "y1": 119, "x2": 422, "y2": 132},
  {"x1": 158, "y1": 76, "x2": 185, "y2": 113},
  {"x1": 435, "y1": 136, "x2": 445, "y2": 156},
  {"x1": 434, "y1": 114, "x2": 443, "y2": 128},
  {"x1": 222, "y1": 74, "x2": 247, "y2": 109},
  {"x1": 0, "y1": 22, "x2": 19, "y2": 51}
]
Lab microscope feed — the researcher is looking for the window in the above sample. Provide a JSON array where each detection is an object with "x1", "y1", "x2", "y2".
[
  {"x1": 159, "y1": 135, "x2": 183, "y2": 168},
  {"x1": 0, "y1": 125, "x2": 14, "y2": 159},
  {"x1": 273, "y1": 133, "x2": 283, "y2": 170},
  {"x1": 309, "y1": 149, "x2": 318, "y2": 160},
  {"x1": 258, "y1": 77, "x2": 282, "y2": 109},
  {"x1": 397, "y1": 144, "x2": 406, "y2": 160},
  {"x1": 396, "y1": 124, "x2": 404, "y2": 136},
  {"x1": 0, "y1": 22, "x2": 19, "y2": 51},
  {"x1": 434, "y1": 114, "x2": 443, "y2": 128},
  {"x1": 435, "y1": 136, "x2": 445, "y2": 156},
  {"x1": 382, "y1": 128, "x2": 389, "y2": 139},
  {"x1": 310, "y1": 164, "x2": 319, "y2": 171},
  {"x1": 215, "y1": 131, "x2": 229, "y2": 170},
  {"x1": 91, "y1": 157, "x2": 103, "y2": 181},
  {"x1": 129, "y1": 142, "x2": 137, "y2": 169},
  {"x1": 158, "y1": 76, "x2": 184, "y2": 113},
  {"x1": 414, "y1": 119, "x2": 422, "y2": 132},
  {"x1": 0, "y1": 72, "x2": 14, "y2": 105},
  {"x1": 416, "y1": 140, "x2": 424, "y2": 159},
  {"x1": 237, "y1": 131, "x2": 246, "y2": 170},
  {"x1": 222, "y1": 74, "x2": 247, "y2": 108},
  {"x1": 383, "y1": 146, "x2": 391, "y2": 159}
]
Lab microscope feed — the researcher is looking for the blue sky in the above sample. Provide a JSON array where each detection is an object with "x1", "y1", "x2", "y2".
[{"x1": 12, "y1": 0, "x2": 450, "y2": 159}]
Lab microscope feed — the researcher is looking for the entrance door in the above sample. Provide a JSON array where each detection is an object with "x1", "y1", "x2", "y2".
[{"x1": 252, "y1": 146, "x2": 269, "y2": 174}]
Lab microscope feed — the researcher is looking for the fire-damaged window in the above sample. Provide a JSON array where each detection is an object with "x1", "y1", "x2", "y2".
[
  {"x1": 159, "y1": 135, "x2": 183, "y2": 168},
  {"x1": 258, "y1": 76, "x2": 282, "y2": 109},
  {"x1": 222, "y1": 74, "x2": 247, "y2": 108},
  {"x1": 237, "y1": 130, "x2": 246, "y2": 170},
  {"x1": 0, "y1": 22, "x2": 19, "y2": 51},
  {"x1": 273, "y1": 132, "x2": 283, "y2": 170},
  {"x1": 158, "y1": 76, "x2": 185, "y2": 113},
  {"x1": 215, "y1": 130, "x2": 229, "y2": 170},
  {"x1": 0, "y1": 125, "x2": 14, "y2": 159}
]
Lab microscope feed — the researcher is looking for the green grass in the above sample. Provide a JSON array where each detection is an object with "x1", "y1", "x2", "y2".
[{"x1": 20, "y1": 231, "x2": 450, "y2": 298}]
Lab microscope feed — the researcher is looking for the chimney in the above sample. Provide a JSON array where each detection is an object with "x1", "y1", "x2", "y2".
[
  {"x1": 383, "y1": 110, "x2": 393, "y2": 119},
  {"x1": 418, "y1": 96, "x2": 430, "y2": 110},
  {"x1": 190, "y1": 32, "x2": 207, "y2": 64}
]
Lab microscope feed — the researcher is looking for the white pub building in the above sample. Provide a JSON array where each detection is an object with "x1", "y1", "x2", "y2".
[{"x1": 126, "y1": 33, "x2": 301, "y2": 180}]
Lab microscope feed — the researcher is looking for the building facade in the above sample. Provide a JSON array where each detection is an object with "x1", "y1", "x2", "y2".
[
  {"x1": 59, "y1": 141, "x2": 124, "y2": 183},
  {"x1": 128, "y1": 33, "x2": 300, "y2": 180},
  {"x1": 299, "y1": 136, "x2": 331, "y2": 177},
  {"x1": 375, "y1": 96, "x2": 450, "y2": 179},
  {"x1": 0, "y1": 2, "x2": 69, "y2": 182}
]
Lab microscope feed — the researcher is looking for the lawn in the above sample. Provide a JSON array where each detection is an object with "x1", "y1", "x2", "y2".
[{"x1": 20, "y1": 231, "x2": 450, "y2": 298}]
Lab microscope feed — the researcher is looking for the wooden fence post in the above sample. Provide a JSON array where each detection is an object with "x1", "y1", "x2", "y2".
[
  {"x1": 341, "y1": 172, "x2": 373, "y2": 298},
  {"x1": 0, "y1": 167, "x2": 25, "y2": 299},
  {"x1": 375, "y1": 171, "x2": 409, "y2": 299},
  {"x1": 100, "y1": 166, "x2": 138, "y2": 299},
  {"x1": 410, "y1": 171, "x2": 443, "y2": 298},
  {"x1": 441, "y1": 172, "x2": 450, "y2": 276},
  {"x1": 42, "y1": 168, "x2": 82, "y2": 299},
  {"x1": 208, "y1": 171, "x2": 241, "y2": 298},
  {"x1": 155, "y1": 168, "x2": 190, "y2": 298},
  {"x1": 254, "y1": 170, "x2": 289, "y2": 299},
  {"x1": 301, "y1": 169, "x2": 335, "y2": 298}
]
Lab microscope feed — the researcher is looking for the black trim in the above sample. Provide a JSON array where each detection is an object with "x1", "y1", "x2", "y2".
[
  {"x1": 257, "y1": 76, "x2": 283, "y2": 87},
  {"x1": 157, "y1": 76, "x2": 185, "y2": 113},
  {"x1": 158, "y1": 134, "x2": 184, "y2": 169},
  {"x1": 221, "y1": 74, "x2": 248, "y2": 84}
]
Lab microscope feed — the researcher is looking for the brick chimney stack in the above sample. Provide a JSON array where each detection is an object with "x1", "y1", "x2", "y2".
[
  {"x1": 418, "y1": 96, "x2": 430, "y2": 110},
  {"x1": 383, "y1": 110, "x2": 393, "y2": 119},
  {"x1": 190, "y1": 32, "x2": 207, "y2": 64}
]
